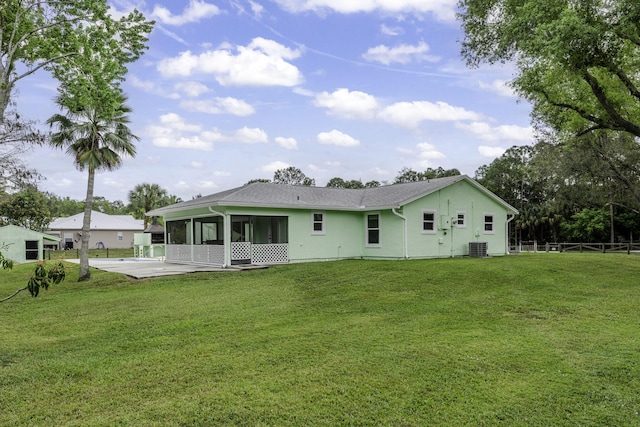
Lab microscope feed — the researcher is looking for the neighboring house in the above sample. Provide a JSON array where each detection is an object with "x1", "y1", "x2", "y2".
[
  {"x1": 47, "y1": 211, "x2": 144, "y2": 250},
  {"x1": 147, "y1": 175, "x2": 518, "y2": 267},
  {"x1": 0, "y1": 225, "x2": 60, "y2": 263}
]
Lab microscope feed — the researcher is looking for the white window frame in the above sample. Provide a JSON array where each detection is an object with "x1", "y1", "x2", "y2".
[
  {"x1": 366, "y1": 212, "x2": 381, "y2": 247},
  {"x1": 311, "y1": 212, "x2": 325, "y2": 235},
  {"x1": 117, "y1": 231, "x2": 124, "y2": 241},
  {"x1": 483, "y1": 213, "x2": 495, "y2": 234},
  {"x1": 421, "y1": 210, "x2": 437, "y2": 234},
  {"x1": 455, "y1": 211, "x2": 467, "y2": 228}
]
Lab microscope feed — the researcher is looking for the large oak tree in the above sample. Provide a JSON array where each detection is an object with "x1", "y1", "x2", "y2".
[{"x1": 458, "y1": 0, "x2": 640, "y2": 137}]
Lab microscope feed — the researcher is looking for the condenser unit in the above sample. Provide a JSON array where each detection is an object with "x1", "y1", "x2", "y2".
[{"x1": 469, "y1": 242, "x2": 488, "y2": 258}]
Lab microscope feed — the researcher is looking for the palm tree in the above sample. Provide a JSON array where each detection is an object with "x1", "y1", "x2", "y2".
[
  {"x1": 128, "y1": 183, "x2": 168, "y2": 229},
  {"x1": 47, "y1": 94, "x2": 138, "y2": 281}
]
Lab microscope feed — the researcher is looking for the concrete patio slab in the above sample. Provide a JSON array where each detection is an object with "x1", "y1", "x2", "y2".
[{"x1": 65, "y1": 258, "x2": 263, "y2": 279}]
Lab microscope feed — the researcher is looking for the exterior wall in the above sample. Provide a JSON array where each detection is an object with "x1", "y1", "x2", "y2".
[
  {"x1": 287, "y1": 209, "x2": 363, "y2": 262},
  {"x1": 156, "y1": 179, "x2": 512, "y2": 265},
  {"x1": 403, "y1": 180, "x2": 510, "y2": 258},
  {"x1": 0, "y1": 227, "x2": 55, "y2": 263},
  {"x1": 361, "y1": 210, "x2": 405, "y2": 259},
  {"x1": 160, "y1": 206, "x2": 366, "y2": 263},
  {"x1": 54, "y1": 229, "x2": 139, "y2": 249}
]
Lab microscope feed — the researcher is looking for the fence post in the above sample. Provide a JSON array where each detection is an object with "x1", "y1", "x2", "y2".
[
  {"x1": 628, "y1": 243, "x2": 631, "y2": 255},
  {"x1": 602, "y1": 244, "x2": 606, "y2": 254},
  {"x1": 545, "y1": 243, "x2": 549, "y2": 253},
  {"x1": 107, "y1": 248, "x2": 109, "y2": 258},
  {"x1": 579, "y1": 243, "x2": 583, "y2": 253}
]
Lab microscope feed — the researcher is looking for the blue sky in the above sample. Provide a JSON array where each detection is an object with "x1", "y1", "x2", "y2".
[{"x1": 20, "y1": 0, "x2": 534, "y2": 203}]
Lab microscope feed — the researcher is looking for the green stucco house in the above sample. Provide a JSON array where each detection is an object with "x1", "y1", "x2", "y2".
[
  {"x1": 0, "y1": 225, "x2": 60, "y2": 263},
  {"x1": 147, "y1": 175, "x2": 518, "y2": 267}
]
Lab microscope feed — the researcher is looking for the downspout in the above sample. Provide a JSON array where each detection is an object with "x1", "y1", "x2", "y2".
[
  {"x1": 208, "y1": 207, "x2": 229, "y2": 268},
  {"x1": 505, "y1": 214, "x2": 515, "y2": 255},
  {"x1": 392, "y1": 207, "x2": 409, "y2": 259}
]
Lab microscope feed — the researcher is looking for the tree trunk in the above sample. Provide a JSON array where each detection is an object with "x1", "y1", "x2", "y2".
[
  {"x1": 0, "y1": 79, "x2": 13, "y2": 124},
  {"x1": 610, "y1": 193, "x2": 615, "y2": 244},
  {"x1": 78, "y1": 167, "x2": 96, "y2": 281}
]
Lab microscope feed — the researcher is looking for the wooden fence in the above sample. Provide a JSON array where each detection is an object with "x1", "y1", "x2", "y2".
[{"x1": 512, "y1": 242, "x2": 640, "y2": 254}]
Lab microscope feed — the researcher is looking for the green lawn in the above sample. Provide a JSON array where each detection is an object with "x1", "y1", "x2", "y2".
[{"x1": 1, "y1": 254, "x2": 639, "y2": 426}]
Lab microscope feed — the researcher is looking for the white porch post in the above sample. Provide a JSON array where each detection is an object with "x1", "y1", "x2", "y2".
[
  {"x1": 208, "y1": 207, "x2": 230, "y2": 268},
  {"x1": 223, "y1": 214, "x2": 231, "y2": 267}
]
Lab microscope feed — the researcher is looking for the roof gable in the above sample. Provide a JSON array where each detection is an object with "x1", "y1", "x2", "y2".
[
  {"x1": 148, "y1": 175, "x2": 518, "y2": 215},
  {"x1": 0, "y1": 225, "x2": 61, "y2": 241}
]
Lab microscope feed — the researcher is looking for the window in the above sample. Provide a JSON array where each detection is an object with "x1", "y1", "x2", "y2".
[
  {"x1": 456, "y1": 211, "x2": 466, "y2": 228},
  {"x1": 311, "y1": 212, "x2": 325, "y2": 235},
  {"x1": 484, "y1": 214, "x2": 495, "y2": 233},
  {"x1": 367, "y1": 213, "x2": 380, "y2": 246},
  {"x1": 422, "y1": 210, "x2": 436, "y2": 234},
  {"x1": 195, "y1": 216, "x2": 223, "y2": 244},
  {"x1": 167, "y1": 219, "x2": 192, "y2": 244},
  {"x1": 25, "y1": 240, "x2": 39, "y2": 260},
  {"x1": 117, "y1": 232, "x2": 124, "y2": 241}
]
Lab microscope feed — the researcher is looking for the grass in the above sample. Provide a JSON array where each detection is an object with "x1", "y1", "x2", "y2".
[{"x1": 1, "y1": 254, "x2": 639, "y2": 426}]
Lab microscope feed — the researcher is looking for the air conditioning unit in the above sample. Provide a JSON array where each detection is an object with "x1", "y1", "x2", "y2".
[{"x1": 469, "y1": 242, "x2": 488, "y2": 258}]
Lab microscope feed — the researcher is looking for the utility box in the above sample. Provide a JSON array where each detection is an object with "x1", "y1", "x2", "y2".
[{"x1": 469, "y1": 242, "x2": 488, "y2": 258}]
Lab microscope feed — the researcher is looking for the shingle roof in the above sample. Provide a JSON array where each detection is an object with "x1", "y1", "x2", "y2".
[
  {"x1": 148, "y1": 175, "x2": 518, "y2": 216},
  {"x1": 48, "y1": 211, "x2": 144, "y2": 231}
]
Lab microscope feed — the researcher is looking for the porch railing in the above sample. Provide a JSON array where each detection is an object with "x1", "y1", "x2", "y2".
[
  {"x1": 166, "y1": 243, "x2": 288, "y2": 265},
  {"x1": 251, "y1": 243, "x2": 288, "y2": 264}
]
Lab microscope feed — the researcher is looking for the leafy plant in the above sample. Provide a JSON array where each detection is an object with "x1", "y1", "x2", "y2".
[{"x1": 0, "y1": 251, "x2": 66, "y2": 302}]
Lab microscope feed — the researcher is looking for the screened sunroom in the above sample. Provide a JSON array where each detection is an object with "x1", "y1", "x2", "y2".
[{"x1": 165, "y1": 215, "x2": 288, "y2": 266}]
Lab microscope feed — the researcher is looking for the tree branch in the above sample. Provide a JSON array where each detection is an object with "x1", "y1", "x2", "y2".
[
  {"x1": 609, "y1": 65, "x2": 640, "y2": 102},
  {"x1": 540, "y1": 89, "x2": 612, "y2": 129},
  {"x1": 12, "y1": 52, "x2": 75, "y2": 83},
  {"x1": 582, "y1": 69, "x2": 640, "y2": 137},
  {"x1": 0, "y1": 287, "x2": 28, "y2": 303}
]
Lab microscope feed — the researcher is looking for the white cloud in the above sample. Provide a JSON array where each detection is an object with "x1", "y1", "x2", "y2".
[
  {"x1": 174, "y1": 81, "x2": 210, "y2": 97},
  {"x1": 157, "y1": 37, "x2": 303, "y2": 87},
  {"x1": 293, "y1": 87, "x2": 316, "y2": 97},
  {"x1": 191, "y1": 161, "x2": 204, "y2": 168},
  {"x1": 479, "y1": 146, "x2": 507, "y2": 157},
  {"x1": 317, "y1": 129, "x2": 361, "y2": 147},
  {"x1": 399, "y1": 143, "x2": 446, "y2": 168},
  {"x1": 128, "y1": 75, "x2": 180, "y2": 99},
  {"x1": 457, "y1": 121, "x2": 534, "y2": 142},
  {"x1": 362, "y1": 41, "x2": 439, "y2": 65},
  {"x1": 235, "y1": 127, "x2": 268, "y2": 143},
  {"x1": 195, "y1": 180, "x2": 219, "y2": 191},
  {"x1": 152, "y1": 0, "x2": 221, "y2": 26},
  {"x1": 379, "y1": 101, "x2": 481, "y2": 128},
  {"x1": 272, "y1": 0, "x2": 457, "y2": 21},
  {"x1": 155, "y1": 135, "x2": 214, "y2": 151},
  {"x1": 380, "y1": 24, "x2": 402, "y2": 36},
  {"x1": 145, "y1": 113, "x2": 214, "y2": 151},
  {"x1": 416, "y1": 142, "x2": 445, "y2": 160},
  {"x1": 314, "y1": 88, "x2": 379, "y2": 119},
  {"x1": 275, "y1": 136, "x2": 298, "y2": 149},
  {"x1": 261, "y1": 161, "x2": 291, "y2": 172},
  {"x1": 371, "y1": 167, "x2": 388, "y2": 176},
  {"x1": 307, "y1": 163, "x2": 326, "y2": 172},
  {"x1": 478, "y1": 79, "x2": 516, "y2": 98},
  {"x1": 158, "y1": 113, "x2": 202, "y2": 132},
  {"x1": 249, "y1": 0, "x2": 265, "y2": 18},
  {"x1": 180, "y1": 97, "x2": 255, "y2": 116}
]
